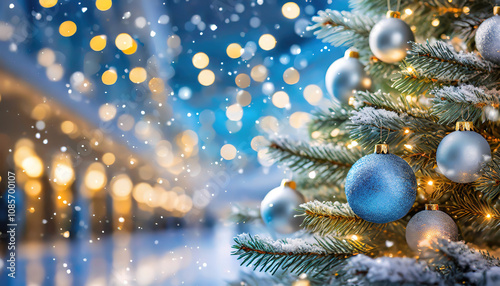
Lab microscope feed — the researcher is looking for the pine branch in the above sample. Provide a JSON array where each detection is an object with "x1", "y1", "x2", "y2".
[
  {"x1": 432, "y1": 85, "x2": 500, "y2": 125},
  {"x1": 267, "y1": 139, "x2": 362, "y2": 184},
  {"x1": 348, "y1": 106, "x2": 449, "y2": 152},
  {"x1": 356, "y1": 90, "x2": 435, "y2": 120},
  {"x1": 477, "y1": 151, "x2": 500, "y2": 201},
  {"x1": 308, "y1": 10, "x2": 375, "y2": 57},
  {"x1": 298, "y1": 200, "x2": 383, "y2": 236},
  {"x1": 395, "y1": 41, "x2": 500, "y2": 96},
  {"x1": 392, "y1": 61, "x2": 449, "y2": 96},
  {"x1": 446, "y1": 191, "x2": 500, "y2": 240},
  {"x1": 308, "y1": 105, "x2": 352, "y2": 143},
  {"x1": 231, "y1": 234, "x2": 367, "y2": 276}
]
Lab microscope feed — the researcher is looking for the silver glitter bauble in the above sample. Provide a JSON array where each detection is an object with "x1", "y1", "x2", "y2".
[
  {"x1": 436, "y1": 122, "x2": 491, "y2": 183},
  {"x1": 325, "y1": 50, "x2": 371, "y2": 105},
  {"x1": 476, "y1": 14, "x2": 500, "y2": 64},
  {"x1": 406, "y1": 204, "x2": 458, "y2": 252},
  {"x1": 260, "y1": 180, "x2": 306, "y2": 234},
  {"x1": 369, "y1": 12, "x2": 414, "y2": 63}
]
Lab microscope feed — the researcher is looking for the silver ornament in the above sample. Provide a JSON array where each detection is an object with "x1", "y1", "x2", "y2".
[
  {"x1": 260, "y1": 180, "x2": 305, "y2": 234},
  {"x1": 436, "y1": 122, "x2": 491, "y2": 183},
  {"x1": 475, "y1": 14, "x2": 500, "y2": 64},
  {"x1": 325, "y1": 50, "x2": 371, "y2": 105},
  {"x1": 406, "y1": 204, "x2": 458, "y2": 252},
  {"x1": 369, "y1": 12, "x2": 414, "y2": 63}
]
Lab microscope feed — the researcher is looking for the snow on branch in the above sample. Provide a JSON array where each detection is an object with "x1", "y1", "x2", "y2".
[
  {"x1": 421, "y1": 239, "x2": 500, "y2": 285},
  {"x1": 432, "y1": 84, "x2": 500, "y2": 125},
  {"x1": 344, "y1": 254, "x2": 442, "y2": 285},
  {"x1": 231, "y1": 233, "x2": 365, "y2": 276}
]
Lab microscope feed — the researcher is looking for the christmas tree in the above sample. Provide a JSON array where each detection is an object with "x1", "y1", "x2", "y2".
[{"x1": 232, "y1": 0, "x2": 500, "y2": 285}]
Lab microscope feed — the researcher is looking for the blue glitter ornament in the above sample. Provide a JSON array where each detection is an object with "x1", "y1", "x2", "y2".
[
  {"x1": 436, "y1": 122, "x2": 491, "y2": 183},
  {"x1": 475, "y1": 8, "x2": 500, "y2": 65},
  {"x1": 325, "y1": 49, "x2": 371, "y2": 105},
  {"x1": 260, "y1": 180, "x2": 306, "y2": 234},
  {"x1": 345, "y1": 144, "x2": 417, "y2": 224}
]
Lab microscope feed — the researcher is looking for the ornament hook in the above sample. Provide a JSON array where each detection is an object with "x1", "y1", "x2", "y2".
[
  {"x1": 281, "y1": 179, "x2": 297, "y2": 190},
  {"x1": 425, "y1": 204, "x2": 439, "y2": 211},
  {"x1": 374, "y1": 143, "x2": 389, "y2": 154},
  {"x1": 455, "y1": 121, "x2": 474, "y2": 131}
]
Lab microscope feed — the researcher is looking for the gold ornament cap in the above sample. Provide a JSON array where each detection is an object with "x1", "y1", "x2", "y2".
[
  {"x1": 374, "y1": 143, "x2": 389, "y2": 154},
  {"x1": 281, "y1": 179, "x2": 296, "y2": 190},
  {"x1": 494, "y1": 6, "x2": 500, "y2": 15},
  {"x1": 344, "y1": 49, "x2": 359, "y2": 59},
  {"x1": 425, "y1": 204, "x2": 439, "y2": 211},
  {"x1": 455, "y1": 121, "x2": 474, "y2": 131},
  {"x1": 386, "y1": 10, "x2": 401, "y2": 18}
]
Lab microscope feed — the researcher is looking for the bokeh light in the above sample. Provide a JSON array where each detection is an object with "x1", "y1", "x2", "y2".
[
  {"x1": 37, "y1": 48, "x2": 55, "y2": 67},
  {"x1": 129, "y1": 67, "x2": 147, "y2": 83},
  {"x1": 84, "y1": 162, "x2": 107, "y2": 191},
  {"x1": 198, "y1": 69, "x2": 215, "y2": 86},
  {"x1": 96, "y1": 0, "x2": 112, "y2": 11},
  {"x1": 102, "y1": 69, "x2": 118, "y2": 85},
  {"x1": 111, "y1": 174, "x2": 133, "y2": 199},
  {"x1": 304, "y1": 84, "x2": 323, "y2": 105},
  {"x1": 289, "y1": 111, "x2": 311, "y2": 128},
  {"x1": 102, "y1": 153, "x2": 116, "y2": 166},
  {"x1": 149, "y1": 77, "x2": 165, "y2": 93},
  {"x1": 235, "y1": 73, "x2": 250, "y2": 88},
  {"x1": 236, "y1": 90, "x2": 252, "y2": 106},
  {"x1": 220, "y1": 144, "x2": 237, "y2": 160},
  {"x1": 250, "y1": 65, "x2": 268, "y2": 82},
  {"x1": 59, "y1": 21, "x2": 77, "y2": 37},
  {"x1": 282, "y1": 2, "x2": 300, "y2": 19},
  {"x1": 90, "y1": 35, "x2": 107, "y2": 51},
  {"x1": 60, "y1": 121, "x2": 76, "y2": 135},
  {"x1": 22, "y1": 156, "x2": 44, "y2": 178},
  {"x1": 226, "y1": 104, "x2": 243, "y2": 121},
  {"x1": 192, "y1": 52, "x2": 209, "y2": 69},
  {"x1": 99, "y1": 103, "x2": 117, "y2": 121},
  {"x1": 258, "y1": 34, "x2": 276, "y2": 51},
  {"x1": 115, "y1": 33, "x2": 134, "y2": 51},
  {"x1": 272, "y1": 91, "x2": 290, "y2": 108},
  {"x1": 39, "y1": 0, "x2": 58, "y2": 8},
  {"x1": 167, "y1": 35, "x2": 181, "y2": 48},
  {"x1": 226, "y1": 43, "x2": 242, "y2": 59},
  {"x1": 283, "y1": 67, "x2": 300, "y2": 84}
]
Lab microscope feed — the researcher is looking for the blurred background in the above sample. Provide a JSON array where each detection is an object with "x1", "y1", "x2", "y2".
[{"x1": 0, "y1": 0, "x2": 347, "y2": 284}]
